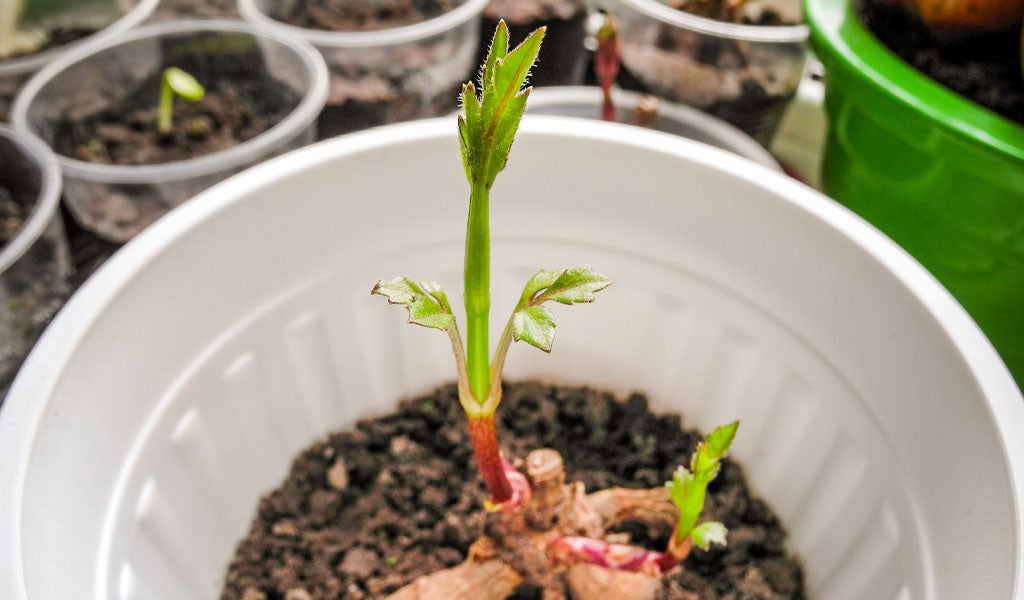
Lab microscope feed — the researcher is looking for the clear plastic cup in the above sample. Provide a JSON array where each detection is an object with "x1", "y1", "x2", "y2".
[
  {"x1": 609, "y1": 0, "x2": 809, "y2": 144},
  {"x1": 0, "y1": 0, "x2": 160, "y2": 122},
  {"x1": 11, "y1": 20, "x2": 329, "y2": 243},
  {"x1": 0, "y1": 124, "x2": 71, "y2": 398},
  {"x1": 238, "y1": 0, "x2": 488, "y2": 137}
]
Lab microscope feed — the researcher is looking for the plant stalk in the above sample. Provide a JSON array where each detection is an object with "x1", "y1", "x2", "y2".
[
  {"x1": 464, "y1": 182, "x2": 491, "y2": 404},
  {"x1": 157, "y1": 78, "x2": 174, "y2": 134},
  {"x1": 467, "y1": 414, "x2": 514, "y2": 504}
]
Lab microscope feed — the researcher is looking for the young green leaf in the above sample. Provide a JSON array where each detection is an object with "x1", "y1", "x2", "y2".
[
  {"x1": 667, "y1": 421, "x2": 739, "y2": 544},
  {"x1": 164, "y1": 67, "x2": 205, "y2": 100},
  {"x1": 460, "y1": 21, "x2": 545, "y2": 190},
  {"x1": 371, "y1": 277, "x2": 456, "y2": 331},
  {"x1": 510, "y1": 267, "x2": 611, "y2": 352}
]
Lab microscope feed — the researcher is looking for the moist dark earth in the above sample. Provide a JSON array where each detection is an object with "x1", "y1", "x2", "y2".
[
  {"x1": 55, "y1": 76, "x2": 300, "y2": 166},
  {"x1": 276, "y1": 0, "x2": 461, "y2": 31},
  {"x1": 221, "y1": 381, "x2": 806, "y2": 600},
  {"x1": 0, "y1": 186, "x2": 26, "y2": 247},
  {"x1": 858, "y1": 0, "x2": 1024, "y2": 125}
]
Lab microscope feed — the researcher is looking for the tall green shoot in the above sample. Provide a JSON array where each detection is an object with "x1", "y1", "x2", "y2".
[{"x1": 372, "y1": 22, "x2": 611, "y2": 509}]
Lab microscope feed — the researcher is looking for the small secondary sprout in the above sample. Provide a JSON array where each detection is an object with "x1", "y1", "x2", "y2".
[
  {"x1": 551, "y1": 421, "x2": 738, "y2": 574},
  {"x1": 157, "y1": 67, "x2": 205, "y2": 135}
]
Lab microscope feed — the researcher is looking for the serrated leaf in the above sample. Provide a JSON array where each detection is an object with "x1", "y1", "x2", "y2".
[
  {"x1": 512, "y1": 305, "x2": 555, "y2": 352},
  {"x1": 690, "y1": 522, "x2": 728, "y2": 551},
  {"x1": 705, "y1": 421, "x2": 738, "y2": 460},
  {"x1": 371, "y1": 277, "x2": 455, "y2": 331},
  {"x1": 518, "y1": 269, "x2": 562, "y2": 306},
  {"x1": 164, "y1": 67, "x2": 204, "y2": 100},
  {"x1": 493, "y1": 28, "x2": 543, "y2": 101},
  {"x1": 544, "y1": 267, "x2": 612, "y2": 304}
]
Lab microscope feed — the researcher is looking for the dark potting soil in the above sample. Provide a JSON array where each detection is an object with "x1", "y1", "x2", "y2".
[
  {"x1": 479, "y1": 0, "x2": 588, "y2": 86},
  {"x1": 0, "y1": 186, "x2": 26, "y2": 246},
  {"x1": 221, "y1": 381, "x2": 806, "y2": 600},
  {"x1": 0, "y1": 147, "x2": 72, "y2": 398},
  {"x1": 55, "y1": 77, "x2": 300, "y2": 166},
  {"x1": 858, "y1": 1, "x2": 1024, "y2": 125},
  {"x1": 276, "y1": 0, "x2": 461, "y2": 31}
]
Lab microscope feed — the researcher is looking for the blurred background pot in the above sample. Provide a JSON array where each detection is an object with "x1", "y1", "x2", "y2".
[
  {"x1": 11, "y1": 20, "x2": 328, "y2": 243},
  {"x1": 609, "y1": 0, "x2": 809, "y2": 145},
  {"x1": 0, "y1": 124, "x2": 70, "y2": 399},
  {"x1": 0, "y1": 0, "x2": 159, "y2": 122},
  {"x1": 804, "y1": 0, "x2": 1024, "y2": 390},
  {"x1": 239, "y1": 0, "x2": 488, "y2": 138},
  {"x1": 526, "y1": 85, "x2": 781, "y2": 170}
]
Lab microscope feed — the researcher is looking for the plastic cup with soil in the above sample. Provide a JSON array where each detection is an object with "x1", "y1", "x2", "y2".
[
  {"x1": 0, "y1": 124, "x2": 71, "y2": 401},
  {"x1": 476, "y1": 0, "x2": 590, "y2": 86},
  {"x1": 609, "y1": 0, "x2": 809, "y2": 145},
  {"x1": 11, "y1": 20, "x2": 329, "y2": 243},
  {"x1": 0, "y1": 0, "x2": 159, "y2": 122},
  {"x1": 238, "y1": 0, "x2": 489, "y2": 138}
]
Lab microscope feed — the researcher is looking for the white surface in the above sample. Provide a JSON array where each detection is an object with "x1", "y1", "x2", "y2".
[{"x1": 1, "y1": 116, "x2": 1022, "y2": 600}]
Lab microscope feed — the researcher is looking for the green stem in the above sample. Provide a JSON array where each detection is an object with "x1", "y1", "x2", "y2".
[
  {"x1": 157, "y1": 77, "x2": 173, "y2": 134},
  {"x1": 464, "y1": 181, "x2": 491, "y2": 404}
]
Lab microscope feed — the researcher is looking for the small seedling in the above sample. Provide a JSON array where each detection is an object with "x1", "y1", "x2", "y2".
[{"x1": 157, "y1": 67, "x2": 205, "y2": 135}]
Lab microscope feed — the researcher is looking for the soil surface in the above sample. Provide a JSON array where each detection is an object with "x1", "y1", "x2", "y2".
[
  {"x1": 276, "y1": 0, "x2": 461, "y2": 31},
  {"x1": 56, "y1": 78, "x2": 299, "y2": 166},
  {"x1": 221, "y1": 381, "x2": 806, "y2": 600},
  {"x1": 0, "y1": 186, "x2": 26, "y2": 246},
  {"x1": 858, "y1": 1, "x2": 1024, "y2": 125}
]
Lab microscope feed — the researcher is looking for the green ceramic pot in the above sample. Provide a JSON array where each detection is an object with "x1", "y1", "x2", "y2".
[{"x1": 805, "y1": 0, "x2": 1024, "y2": 390}]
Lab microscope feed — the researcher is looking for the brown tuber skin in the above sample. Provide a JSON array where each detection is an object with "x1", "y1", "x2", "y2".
[{"x1": 386, "y1": 449, "x2": 690, "y2": 600}]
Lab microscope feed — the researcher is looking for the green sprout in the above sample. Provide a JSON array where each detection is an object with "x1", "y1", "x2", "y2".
[
  {"x1": 372, "y1": 22, "x2": 611, "y2": 511},
  {"x1": 666, "y1": 421, "x2": 738, "y2": 557},
  {"x1": 157, "y1": 67, "x2": 205, "y2": 135}
]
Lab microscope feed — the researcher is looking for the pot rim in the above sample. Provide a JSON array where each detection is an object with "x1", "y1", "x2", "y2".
[
  {"x1": 0, "y1": 0, "x2": 160, "y2": 77},
  {"x1": 0, "y1": 124, "x2": 62, "y2": 273},
  {"x1": 237, "y1": 0, "x2": 490, "y2": 48},
  {"x1": 9, "y1": 19, "x2": 330, "y2": 185},
  {"x1": 803, "y1": 0, "x2": 1024, "y2": 161},
  {"x1": 613, "y1": 0, "x2": 809, "y2": 43}
]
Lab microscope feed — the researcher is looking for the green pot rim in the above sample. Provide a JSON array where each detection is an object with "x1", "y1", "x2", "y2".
[{"x1": 803, "y1": 0, "x2": 1024, "y2": 162}]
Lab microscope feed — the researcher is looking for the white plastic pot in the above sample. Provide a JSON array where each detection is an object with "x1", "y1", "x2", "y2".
[
  {"x1": 1, "y1": 117, "x2": 1022, "y2": 600},
  {"x1": 526, "y1": 86, "x2": 781, "y2": 171}
]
